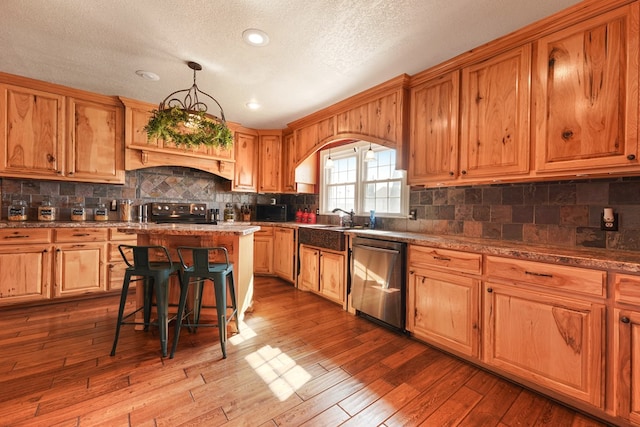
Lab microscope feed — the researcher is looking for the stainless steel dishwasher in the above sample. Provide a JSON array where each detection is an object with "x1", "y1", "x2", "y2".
[{"x1": 350, "y1": 236, "x2": 406, "y2": 331}]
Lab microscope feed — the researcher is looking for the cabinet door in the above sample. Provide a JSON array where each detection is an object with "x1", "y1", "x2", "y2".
[
  {"x1": 54, "y1": 243, "x2": 106, "y2": 297},
  {"x1": 534, "y1": 4, "x2": 639, "y2": 173},
  {"x1": 407, "y1": 268, "x2": 479, "y2": 357},
  {"x1": 281, "y1": 133, "x2": 297, "y2": 192},
  {"x1": 253, "y1": 236, "x2": 273, "y2": 274},
  {"x1": 233, "y1": 130, "x2": 258, "y2": 191},
  {"x1": 0, "y1": 84, "x2": 65, "y2": 178},
  {"x1": 409, "y1": 71, "x2": 460, "y2": 183},
  {"x1": 615, "y1": 309, "x2": 640, "y2": 424},
  {"x1": 320, "y1": 251, "x2": 344, "y2": 304},
  {"x1": 67, "y1": 97, "x2": 124, "y2": 183},
  {"x1": 0, "y1": 244, "x2": 51, "y2": 303},
  {"x1": 298, "y1": 245, "x2": 319, "y2": 292},
  {"x1": 460, "y1": 44, "x2": 531, "y2": 179},
  {"x1": 273, "y1": 228, "x2": 295, "y2": 282},
  {"x1": 258, "y1": 133, "x2": 281, "y2": 193},
  {"x1": 484, "y1": 282, "x2": 604, "y2": 407}
]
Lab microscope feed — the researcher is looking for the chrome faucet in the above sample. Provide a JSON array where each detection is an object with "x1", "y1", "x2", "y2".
[{"x1": 332, "y1": 208, "x2": 354, "y2": 227}]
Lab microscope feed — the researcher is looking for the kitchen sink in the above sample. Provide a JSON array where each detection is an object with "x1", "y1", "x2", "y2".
[{"x1": 298, "y1": 226, "x2": 346, "y2": 251}]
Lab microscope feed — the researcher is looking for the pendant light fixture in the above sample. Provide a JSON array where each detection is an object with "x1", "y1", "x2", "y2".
[
  {"x1": 364, "y1": 142, "x2": 376, "y2": 162},
  {"x1": 325, "y1": 149, "x2": 334, "y2": 169},
  {"x1": 144, "y1": 61, "x2": 233, "y2": 149}
]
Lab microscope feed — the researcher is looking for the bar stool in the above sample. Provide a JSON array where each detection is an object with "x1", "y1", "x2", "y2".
[
  {"x1": 170, "y1": 246, "x2": 239, "y2": 359},
  {"x1": 110, "y1": 245, "x2": 182, "y2": 358}
]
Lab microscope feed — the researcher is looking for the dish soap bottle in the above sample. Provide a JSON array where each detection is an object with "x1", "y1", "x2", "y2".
[{"x1": 369, "y1": 210, "x2": 376, "y2": 229}]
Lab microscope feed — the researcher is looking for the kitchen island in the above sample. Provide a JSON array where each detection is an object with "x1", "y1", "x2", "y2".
[{"x1": 117, "y1": 223, "x2": 260, "y2": 322}]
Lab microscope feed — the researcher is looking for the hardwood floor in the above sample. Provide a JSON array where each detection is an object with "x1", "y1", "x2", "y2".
[{"x1": 0, "y1": 277, "x2": 609, "y2": 426}]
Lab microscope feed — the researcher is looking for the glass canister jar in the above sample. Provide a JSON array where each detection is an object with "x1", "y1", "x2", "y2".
[
  {"x1": 70, "y1": 203, "x2": 86, "y2": 221},
  {"x1": 119, "y1": 199, "x2": 132, "y2": 222},
  {"x1": 224, "y1": 203, "x2": 235, "y2": 222},
  {"x1": 37, "y1": 200, "x2": 57, "y2": 221},
  {"x1": 94, "y1": 203, "x2": 109, "y2": 221},
  {"x1": 8, "y1": 200, "x2": 28, "y2": 221}
]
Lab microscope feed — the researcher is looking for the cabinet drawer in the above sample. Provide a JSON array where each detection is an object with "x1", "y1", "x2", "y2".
[
  {"x1": 54, "y1": 228, "x2": 108, "y2": 243},
  {"x1": 108, "y1": 242, "x2": 135, "y2": 261},
  {"x1": 109, "y1": 228, "x2": 137, "y2": 241},
  {"x1": 409, "y1": 245, "x2": 481, "y2": 275},
  {"x1": 614, "y1": 273, "x2": 640, "y2": 306},
  {"x1": 0, "y1": 228, "x2": 52, "y2": 244},
  {"x1": 485, "y1": 256, "x2": 605, "y2": 297},
  {"x1": 254, "y1": 226, "x2": 274, "y2": 237}
]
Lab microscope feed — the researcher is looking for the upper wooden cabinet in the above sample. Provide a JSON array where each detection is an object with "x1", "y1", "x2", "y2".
[
  {"x1": 0, "y1": 78, "x2": 124, "y2": 184},
  {"x1": 534, "y1": 3, "x2": 639, "y2": 175},
  {"x1": 66, "y1": 96, "x2": 124, "y2": 183},
  {"x1": 460, "y1": 44, "x2": 531, "y2": 180},
  {"x1": 232, "y1": 127, "x2": 258, "y2": 192},
  {"x1": 409, "y1": 71, "x2": 460, "y2": 183},
  {"x1": 294, "y1": 116, "x2": 335, "y2": 164},
  {"x1": 258, "y1": 131, "x2": 281, "y2": 193}
]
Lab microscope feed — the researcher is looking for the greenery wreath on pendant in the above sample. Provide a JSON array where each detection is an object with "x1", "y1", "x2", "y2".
[{"x1": 144, "y1": 107, "x2": 234, "y2": 149}]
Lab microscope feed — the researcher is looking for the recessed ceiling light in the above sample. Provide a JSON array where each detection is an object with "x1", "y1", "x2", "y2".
[
  {"x1": 242, "y1": 29, "x2": 269, "y2": 47},
  {"x1": 135, "y1": 70, "x2": 160, "y2": 81},
  {"x1": 246, "y1": 101, "x2": 261, "y2": 110}
]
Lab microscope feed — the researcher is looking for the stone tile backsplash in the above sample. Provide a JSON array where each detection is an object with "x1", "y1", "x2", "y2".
[{"x1": 1, "y1": 168, "x2": 639, "y2": 252}]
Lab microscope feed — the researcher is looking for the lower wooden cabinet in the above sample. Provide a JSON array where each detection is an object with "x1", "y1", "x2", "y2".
[
  {"x1": 273, "y1": 227, "x2": 295, "y2": 282},
  {"x1": 483, "y1": 282, "x2": 604, "y2": 407},
  {"x1": 253, "y1": 226, "x2": 274, "y2": 274},
  {"x1": 298, "y1": 244, "x2": 345, "y2": 305},
  {"x1": 407, "y1": 268, "x2": 480, "y2": 357},
  {"x1": 0, "y1": 244, "x2": 52, "y2": 302},
  {"x1": 53, "y1": 242, "x2": 106, "y2": 297}
]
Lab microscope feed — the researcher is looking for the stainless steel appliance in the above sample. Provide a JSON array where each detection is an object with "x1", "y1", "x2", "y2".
[
  {"x1": 255, "y1": 204, "x2": 287, "y2": 222},
  {"x1": 147, "y1": 202, "x2": 209, "y2": 223},
  {"x1": 350, "y1": 236, "x2": 406, "y2": 331}
]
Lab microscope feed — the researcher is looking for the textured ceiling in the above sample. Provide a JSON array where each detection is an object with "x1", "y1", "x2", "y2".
[{"x1": 0, "y1": 0, "x2": 581, "y2": 129}]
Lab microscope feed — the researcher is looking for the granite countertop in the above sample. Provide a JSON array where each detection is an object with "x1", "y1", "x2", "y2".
[
  {"x1": 0, "y1": 220, "x2": 136, "y2": 228},
  {"x1": 116, "y1": 223, "x2": 261, "y2": 236}
]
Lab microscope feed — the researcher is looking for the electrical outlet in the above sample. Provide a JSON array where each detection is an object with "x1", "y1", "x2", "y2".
[
  {"x1": 409, "y1": 209, "x2": 417, "y2": 220},
  {"x1": 600, "y1": 213, "x2": 619, "y2": 231}
]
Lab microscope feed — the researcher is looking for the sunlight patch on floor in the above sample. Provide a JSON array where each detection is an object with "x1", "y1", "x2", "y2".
[{"x1": 245, "y1": 344, "x2": 312, "y2": 401}]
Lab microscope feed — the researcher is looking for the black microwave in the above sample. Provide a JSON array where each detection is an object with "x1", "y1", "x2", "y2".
[{"x1": 256, "y1": 204, "x2": 288, "y2": 222}]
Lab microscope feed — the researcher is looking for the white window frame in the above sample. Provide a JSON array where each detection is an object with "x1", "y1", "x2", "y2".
[{"x1": 319, "y1": 141, "x2": 409, "y2": 218}]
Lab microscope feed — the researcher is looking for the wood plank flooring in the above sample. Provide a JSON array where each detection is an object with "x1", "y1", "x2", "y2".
[{"x1": 0, "y1": 277, "x2": 609, "y2": 426}]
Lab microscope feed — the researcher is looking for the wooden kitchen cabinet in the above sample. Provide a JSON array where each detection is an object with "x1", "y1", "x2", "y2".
[
  {"x1": 273, "y1": 227, "x2": 296, "y2": 283},
  {"x1": 0, "y1": 228, "x2": 52, "y2": 304},
  {"x1": 66, "y1": 96, "x2": 124, "y2": 183},
  {"x1": 406, "y1": 245, "x2": 481, "y2": 357},
  {"x1": 298, "y1": 244, "x2": 345, "y2": 305},
  {"x1": 107, "y1": 228, "x2": 136, "y2": 290},
  {"x1": 0, "y1": 83, "x2": 65, "y2": 179},
  {"x1": 534, "y1": 3, "x2": 639, "y2": 175},
  {"x1": 319, "y1": 251, "x2": 344, "y2": 303},
  {"x1": 258, "y1": 131, "x2": 281, "y2": 193},
  {"x1": 613, "y1": 273, "x2": 640, "y2": 424},
  {"x1": 0, "y1": 77, "x2": 125, "y2": 184},
  {"x1": 53, "y1": 228, "x2": 108, "y2": 297},
  {"x1": 483, "y1": 256, "x2": 606, "y2": 407},
  {"x1": 253, "y1": 226, "x2": 274, "y2": 274},
  {"x1": 409, "y1": 71, "x2": 460, "y2": 184},
  {"x1": 294, "y1": 117, "x2": 335, "y2": 163},
  {"x1": 459, "y1": 44, "x2": 531, "y2": 179},
  {"x1": 232, "y1": 128, "x2": 258, "y2": 192}
]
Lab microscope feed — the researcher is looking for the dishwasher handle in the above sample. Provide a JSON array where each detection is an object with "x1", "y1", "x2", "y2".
[{"x1": 353, "y1": 244, "x2": 400, "y2": 255}]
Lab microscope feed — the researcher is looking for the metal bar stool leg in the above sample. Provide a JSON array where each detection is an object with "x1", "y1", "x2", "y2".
[
  {"x1": 212, "y1": 273, "x2": 228, "y2": 358},
  {"x1": 170, "y1": 271, "x2": 191, "y2": 359},
  {"x1": 111, "y1": 271, "x2": 133, "y2": 356}
]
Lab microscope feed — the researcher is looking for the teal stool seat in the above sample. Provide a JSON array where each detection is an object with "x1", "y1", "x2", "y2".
[
  {"x1": 110, "y1": 245, "x2": 182, "y2": 357},
  {"x1": 170, "y1": 246, "x2": 239, "y2": 359}
]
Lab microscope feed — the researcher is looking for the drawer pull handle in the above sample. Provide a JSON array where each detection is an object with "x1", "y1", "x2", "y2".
[
  {"x1": 433, "y1": 256, "x2": 451, "y2": 261},
  {"x1": 72, "y1": 233, "x2": 91, "y2": 237},
  {"x1": 487, "y1": 288, "x2": 493, "y2": 293},
  {"x1": 621, "y1": 316, "x2": 630, "y2": 324},
  {"x1": 5, "y1": 235, "x2": 30, "y2": 239},
  {"x1": 525, "y1": 271, "x2": 553, "y2": 278}
]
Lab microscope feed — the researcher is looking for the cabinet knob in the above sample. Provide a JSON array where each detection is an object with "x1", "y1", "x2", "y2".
[
  {"x1": 561, "y1": 130, "x2": 574, "y2": 140},
  {"x1": 487, "y1": 287, "x2": 493, "y2": 293},
  {"x1": 621, "y1": 316, "x2": 630, "y2": 324},
  {"x1": 627, "y1": 154, "x2": 636, "y2": 161},
  {"x1": 461, "y1": 170, "x2": 467, "y2": 175},
  {"x1": 449, "y1": 171, "x2": 454, "y2": 176}
]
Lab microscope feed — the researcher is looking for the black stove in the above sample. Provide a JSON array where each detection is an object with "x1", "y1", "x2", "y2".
[{"x1": 148, "y1": 202, "x2": 209, "y2": 224}]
